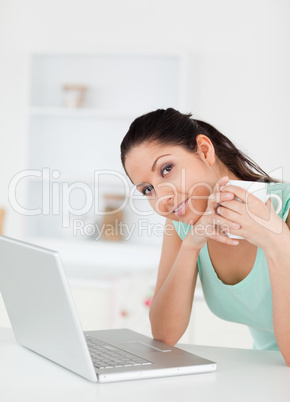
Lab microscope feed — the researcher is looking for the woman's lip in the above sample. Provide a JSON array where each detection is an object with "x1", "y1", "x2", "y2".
[{"x1": 172, "y1": 199, "x2": 189, "y2": 216}]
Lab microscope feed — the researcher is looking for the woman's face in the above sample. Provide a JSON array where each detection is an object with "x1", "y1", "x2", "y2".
[{"x1": 124, "y1": 138, "x2": 221, "y2": 225}]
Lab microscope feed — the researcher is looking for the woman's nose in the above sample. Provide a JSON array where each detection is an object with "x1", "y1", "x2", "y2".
[{"x1": 154, "y1": 183, "x2": 176, "y2": 214}]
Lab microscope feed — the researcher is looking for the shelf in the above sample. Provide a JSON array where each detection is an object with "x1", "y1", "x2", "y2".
[{"x1": 29, "y1": 107, "x2": 140, "y2": 119}]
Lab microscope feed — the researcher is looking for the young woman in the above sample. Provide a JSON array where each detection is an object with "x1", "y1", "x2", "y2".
[{"x1": 120, "y1": 108, "x2": 290, "y2": 366}]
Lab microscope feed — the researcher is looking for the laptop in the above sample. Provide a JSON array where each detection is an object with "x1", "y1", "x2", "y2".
[{"x1": 0, "y1": 235, "x2": 216, "y2": 382}]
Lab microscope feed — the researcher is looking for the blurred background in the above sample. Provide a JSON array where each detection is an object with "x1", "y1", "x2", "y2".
[{"x1": 0, "y1": 0, "x2": 289, "y2": 347}]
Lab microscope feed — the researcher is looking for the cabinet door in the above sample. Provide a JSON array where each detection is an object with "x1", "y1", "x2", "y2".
[
  {"x1": 109, "y1": 271, "x2": 156, "y2": 337},
  {"x1": 69, "y1": 284, "x2": 112, "y2": 331}
]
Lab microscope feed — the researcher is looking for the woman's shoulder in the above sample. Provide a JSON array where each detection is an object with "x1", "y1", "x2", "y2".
[{"x1": 267, "y1": 180, "x2": 290, "y2": 191}]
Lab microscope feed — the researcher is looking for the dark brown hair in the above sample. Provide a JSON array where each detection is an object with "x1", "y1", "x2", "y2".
[{"x1": 121, "y1": 108, "x2": 278, "y2": 182}]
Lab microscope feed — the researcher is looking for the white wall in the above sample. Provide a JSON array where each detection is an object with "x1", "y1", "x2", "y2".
[{"x1": 0, "y1": 0, "x2": 289, "y2": 237}]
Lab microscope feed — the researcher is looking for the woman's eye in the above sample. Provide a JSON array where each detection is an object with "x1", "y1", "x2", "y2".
[
  {"x1": 142, "y1": 185, "x2": 154, "y2": 196},
  {"x1": 161, "y1": 164, "x2": 173, "y2": 177}
]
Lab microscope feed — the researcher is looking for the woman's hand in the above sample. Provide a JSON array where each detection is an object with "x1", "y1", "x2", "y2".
[
  {"x1": 217, "y1": 183, "x2": 286, "y2": 249},
  {"x1": 182, "y1": 176, "x2": 241, "y2": 251}
]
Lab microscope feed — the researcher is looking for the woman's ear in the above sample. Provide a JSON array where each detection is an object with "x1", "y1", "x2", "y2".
[{"x1": 196, "y1": 134, "x2": 216, "y2": 166}]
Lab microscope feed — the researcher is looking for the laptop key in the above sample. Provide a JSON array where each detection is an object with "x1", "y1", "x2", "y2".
[{"x1": 86, "y1": 335, "x2": 152, "y2": 370}]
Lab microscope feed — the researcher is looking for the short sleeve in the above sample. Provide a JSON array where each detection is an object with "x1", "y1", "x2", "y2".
[{"x1": 267, "y1": 182, "x2": 290, "y2": 222}]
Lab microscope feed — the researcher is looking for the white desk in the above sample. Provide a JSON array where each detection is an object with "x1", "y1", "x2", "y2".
[{"x1": 0, "y1": 328, "x2": 288, "y2": 402}]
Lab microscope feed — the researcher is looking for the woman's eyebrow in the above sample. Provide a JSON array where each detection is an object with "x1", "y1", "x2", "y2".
[
  {"x1": 136, "y1": 182, "x2": 146, "y2": 188},
  {"x1": 136, "y1": 154, "x2": 171, "y2": 188},
  {"x1": 151, "y1": 154, "x2": 171, "y2": 172}
]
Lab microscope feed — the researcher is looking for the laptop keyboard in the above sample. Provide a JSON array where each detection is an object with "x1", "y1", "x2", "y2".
[{"x1": 85, "y1": 335, "x2": 152, "y2": 370}]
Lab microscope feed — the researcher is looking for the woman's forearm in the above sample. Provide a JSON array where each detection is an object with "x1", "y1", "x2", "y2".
[{"x1": 149, "y1": 243, "x2": 199, "y2": 346}]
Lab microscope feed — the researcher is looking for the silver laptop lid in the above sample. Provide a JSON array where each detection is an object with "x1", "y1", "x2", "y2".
[{"x1": 0, "y1": 235, "x2": 97, "y2": 382}]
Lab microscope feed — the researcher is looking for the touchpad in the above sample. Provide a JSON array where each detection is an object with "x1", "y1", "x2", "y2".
[{"x1": 122, "y1": 341, "x2": 172, "y2": 353}]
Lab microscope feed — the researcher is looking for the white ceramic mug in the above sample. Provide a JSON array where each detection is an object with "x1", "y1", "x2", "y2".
[{"x1": 222, "y1": 180, "x2": 282, "y2": 239}]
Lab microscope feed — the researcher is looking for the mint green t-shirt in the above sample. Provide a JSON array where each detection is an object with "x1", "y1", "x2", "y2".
[{"x1": 172, "y1": 182, "x2": 290, "y2": 351}]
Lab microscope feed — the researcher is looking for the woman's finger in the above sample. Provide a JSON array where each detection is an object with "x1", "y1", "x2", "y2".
[
  {"x1": 212, "y1": 214, "x2": 240, "y2": 230},
  {"x1": 208, "y1": 230, "x2": 239, "y2": 246}
]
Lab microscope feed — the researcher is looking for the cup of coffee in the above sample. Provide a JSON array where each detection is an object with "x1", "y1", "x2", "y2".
[{"x1": 222, "y1": 180, "x2": 282, "y2": 239}]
